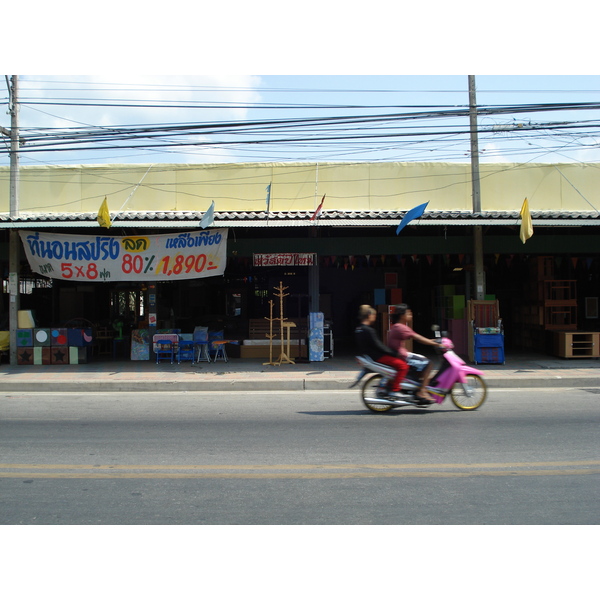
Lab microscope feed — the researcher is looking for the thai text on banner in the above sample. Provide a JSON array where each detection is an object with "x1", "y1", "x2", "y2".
[{"x1": 19, "y1": 229, "x2": 228, "y2": 282}]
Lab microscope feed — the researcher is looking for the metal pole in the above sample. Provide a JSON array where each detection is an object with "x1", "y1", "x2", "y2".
[
  {"x1": 469, "y1": 75, "x2": 481, "y2": 214},
  {"x1": 8, "y1": 75, "x2": 20, "y2": 365},
  {"x1": 469, "y1": 75, "x2": 485, "y2": 300},
  {"x1": 308, "y1": 226, "x2": 319, "y2": 313}
]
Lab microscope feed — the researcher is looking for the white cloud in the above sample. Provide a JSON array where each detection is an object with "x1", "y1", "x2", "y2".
[{"x1": 10, "y1": 75, "x2": 264, "y2": 165}]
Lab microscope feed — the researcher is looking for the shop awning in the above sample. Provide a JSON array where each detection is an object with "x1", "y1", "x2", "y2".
[{"x1": 0, "y1": 209, "x2": 598, "y2": 229}]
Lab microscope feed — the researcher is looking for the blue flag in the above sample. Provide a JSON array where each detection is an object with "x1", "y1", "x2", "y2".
[
  {"x1": 200, "y1": 201, "x2": 215, "y2": 229},
  {"x1": 396, "y1": 202, "x2": 429, "y2": 235}
]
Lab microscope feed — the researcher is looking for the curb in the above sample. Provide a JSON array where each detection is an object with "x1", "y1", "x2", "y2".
[{"x1": 2, "y1": 375, "x2": 599, "y2": 393}]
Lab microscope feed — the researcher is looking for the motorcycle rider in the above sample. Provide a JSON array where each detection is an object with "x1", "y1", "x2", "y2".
[
  {"x1": 387, "y1": 304, "x2": 439, "y2": 404},
  {"x1": 354, "y1": 305, "x2": 408, "y2": 400}
]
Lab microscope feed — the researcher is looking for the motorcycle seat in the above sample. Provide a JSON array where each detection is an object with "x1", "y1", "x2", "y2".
[{"x1": 355, "y1": 355, "x2": 397, "y2": 377}]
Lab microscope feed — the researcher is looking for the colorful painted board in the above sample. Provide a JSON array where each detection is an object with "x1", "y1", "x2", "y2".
[
  {"x1": 67, "y1": 329, "x2": 83, "y2": 347},
  {"x1": 67, "y1": 328, "x2": 93, "y2": 347},
  {"x1": 33, "y1": 346, "x2": 52, "y2": 365},
  {"x1": 17, "y1": 329, "x2": 33, "y2": 347},
  {"x1": 17, "y1": 347, "x2": 34, "y2": 365},
  {"x1": 51, "y1": 346, "x2": 69, "y2": 364},
  {"x1": 131, "y1": 329, "x2": 150, "y2": 360},
  {"x1": 309, "y1": 312, "x2": 324, "y2": 362},
  {"x1": 34, "y1": 328, "x2": 51, "y2": 346},
  {"x1": 69, "y1": 347, "x2": 79, "y2": 364},
  {"x1": 51, "y1": 329, "x2": 68, "y2": 346}
]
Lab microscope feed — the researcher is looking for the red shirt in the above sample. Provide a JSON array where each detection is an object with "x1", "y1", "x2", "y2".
[{"x1": 387, "y1": 322, "x2": 414, "y2": 359}]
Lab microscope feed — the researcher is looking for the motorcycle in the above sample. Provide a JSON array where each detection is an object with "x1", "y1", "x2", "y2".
[{"x1": 351, "y1": 327, "x2": 488, "y2": 412}]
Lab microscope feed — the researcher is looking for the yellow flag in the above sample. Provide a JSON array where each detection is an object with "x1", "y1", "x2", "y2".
[
  {"x1": 97, "y1": 196, "x2": 111, "y2": 228},
  {"x1": 519, "y1": 198, "x2": 533, "y2": 243}
]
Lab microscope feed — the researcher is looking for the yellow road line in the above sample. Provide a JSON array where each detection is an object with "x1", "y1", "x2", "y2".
[
  {"x1": 1, "y1": 469, "x2": 599, "y2": 480},
  {"x1": 1, "y1": 460, "x2": 599, "y2": 471}
]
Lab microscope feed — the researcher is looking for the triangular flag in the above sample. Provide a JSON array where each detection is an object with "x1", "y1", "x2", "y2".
[
  {"x1": 266, "y1": 183, "x2": 271, "y2": 213},
  {"x1": 310, "y1": 194, "x2": 326, "y2": 221},
  {"x1": 519, "y1": 198, "x2": 533, "y2": 243},
  {"x1": 200, "y1": 201, "x2": 215, "y2": 229},
  {"x1": 97, "y1": 196, "x2": 111, "y2": 228},
  {"x1": 396, "y1": 202, "x2": 429, "y2": 235}
]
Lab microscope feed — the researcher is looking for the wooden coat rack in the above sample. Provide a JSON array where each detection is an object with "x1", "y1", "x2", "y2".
[{"x1": 263, "y1": 281, "x2": 296, "y2": 366}]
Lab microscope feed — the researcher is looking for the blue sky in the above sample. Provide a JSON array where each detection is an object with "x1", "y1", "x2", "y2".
[{"x1": 2, "y1": 74, "x2": 599, "y2": 166}]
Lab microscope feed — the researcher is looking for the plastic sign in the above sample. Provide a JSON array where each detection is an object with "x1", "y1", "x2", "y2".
[
  {"x1": 19, "y1": 229, "x2": 228, "y2": 282},
  {"x1": 254, "y1": 253, "x2": 316, "y2": 267}
]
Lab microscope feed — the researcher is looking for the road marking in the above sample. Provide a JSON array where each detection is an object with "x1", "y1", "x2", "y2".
[
  {"x1": 0, "y1": 469, "x2": 599, "y2": 480},
  {"x1": 0, "y1": 461, "x2": 598, "y2": 480},
  {"x1": 1, "y1": 460, "x2": 599, "y2": 470}
]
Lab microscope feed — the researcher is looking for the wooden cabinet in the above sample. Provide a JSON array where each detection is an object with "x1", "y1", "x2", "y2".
[{"x1": 554, "y1": 331, "x2": 600, "y2": 358}]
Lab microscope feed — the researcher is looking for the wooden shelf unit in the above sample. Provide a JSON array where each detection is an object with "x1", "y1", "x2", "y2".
[
  {"x1": 514, "y1": 259, "x2": 580, "y2": 350},
  {"x1": 542, "y1": 280, "x2": 577, "y2": 330},
  {"x1": 554, "y1": 331, "x2": 600, "y2": 358}
]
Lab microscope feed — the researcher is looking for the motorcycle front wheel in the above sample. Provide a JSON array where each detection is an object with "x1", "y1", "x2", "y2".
[
  {"x1": 450, "y1": 374, "x2": 487, "y2": 410},
  {"x1": 361, "y1": 374, "x2": 393, "y2": 413}
]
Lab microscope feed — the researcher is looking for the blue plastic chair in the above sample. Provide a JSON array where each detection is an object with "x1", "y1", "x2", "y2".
[
  {"x1": 177, "y1": 340, "x2": 195, "y2": 364},
  {"x1": 154, "y1": 339, "x2": 174, "y2": 364}
]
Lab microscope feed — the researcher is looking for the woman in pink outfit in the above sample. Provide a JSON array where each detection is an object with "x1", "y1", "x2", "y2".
[{"x1": 387, "y1": 304, "x2": 439, "y2": 403}]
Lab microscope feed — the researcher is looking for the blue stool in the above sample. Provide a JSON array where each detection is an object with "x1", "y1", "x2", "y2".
[
  {"x1": 212, "y1": 340, "x2": 228, "y2": 362},
  {"x1": 177, "y1": 340, "x2": 195, "y2": 364}
]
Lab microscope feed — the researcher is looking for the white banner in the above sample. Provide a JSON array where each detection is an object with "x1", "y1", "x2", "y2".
[{"x1": 19, "y1": 229, "x2": 228, "y2": 282}]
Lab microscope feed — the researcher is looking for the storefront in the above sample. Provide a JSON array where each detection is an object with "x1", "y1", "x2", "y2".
[{"x1": 1, "y1": 161, "x2": 599, "y2": 363}]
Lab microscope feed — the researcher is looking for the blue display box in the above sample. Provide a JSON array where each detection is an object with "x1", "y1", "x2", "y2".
[
  {"x1": 474, "y1": 333, "x2": 504, "y2": 347},
  {"x1": 67, "y1": 328, "x2": 93, "y2": 347},
  {"x1": 475, "y1": 346, "x2": 505, "y2": 364}
]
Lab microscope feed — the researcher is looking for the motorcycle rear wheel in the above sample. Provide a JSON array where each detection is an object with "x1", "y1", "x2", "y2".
[
  {"x1": 450, "y1": 374, "x2": 487, "y2": 410},
  {"x1": 361, "y1": 374, "x2": 393, "y2": 413}
]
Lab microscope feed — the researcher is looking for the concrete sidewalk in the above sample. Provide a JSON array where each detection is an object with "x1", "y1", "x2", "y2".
[{"x1": 0, "y1": 351, "x2": 598, "y2": 392}]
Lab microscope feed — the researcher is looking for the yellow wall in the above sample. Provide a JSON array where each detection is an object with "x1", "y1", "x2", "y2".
[{"x1": 1, "y1": 161, "x2": 598, "y2": 214}]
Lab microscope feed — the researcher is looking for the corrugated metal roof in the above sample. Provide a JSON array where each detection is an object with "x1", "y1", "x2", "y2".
[{"x1": 0, "y1": 210, "x2": 598, "y2": 229}]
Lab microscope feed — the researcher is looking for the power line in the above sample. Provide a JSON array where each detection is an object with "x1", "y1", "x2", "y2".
[
  {"x1": 4, "y1": 78, "x2": 600, "y2": 165},
  {"x1": 18, "y1": 77, "x2": 600, "y2": 95}
]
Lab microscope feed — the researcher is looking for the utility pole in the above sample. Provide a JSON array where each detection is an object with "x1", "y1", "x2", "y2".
[
  {"x1": 6, "y1": 76, "x2": 20, "y2": 365},
  {"x1": 468, "y1": 75, "x2": 485, "y2": 300}
]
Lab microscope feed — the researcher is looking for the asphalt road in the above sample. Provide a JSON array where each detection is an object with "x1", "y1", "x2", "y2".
[{"x1": 1, "y1": 386, "x2": 599, "y2": 525}]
